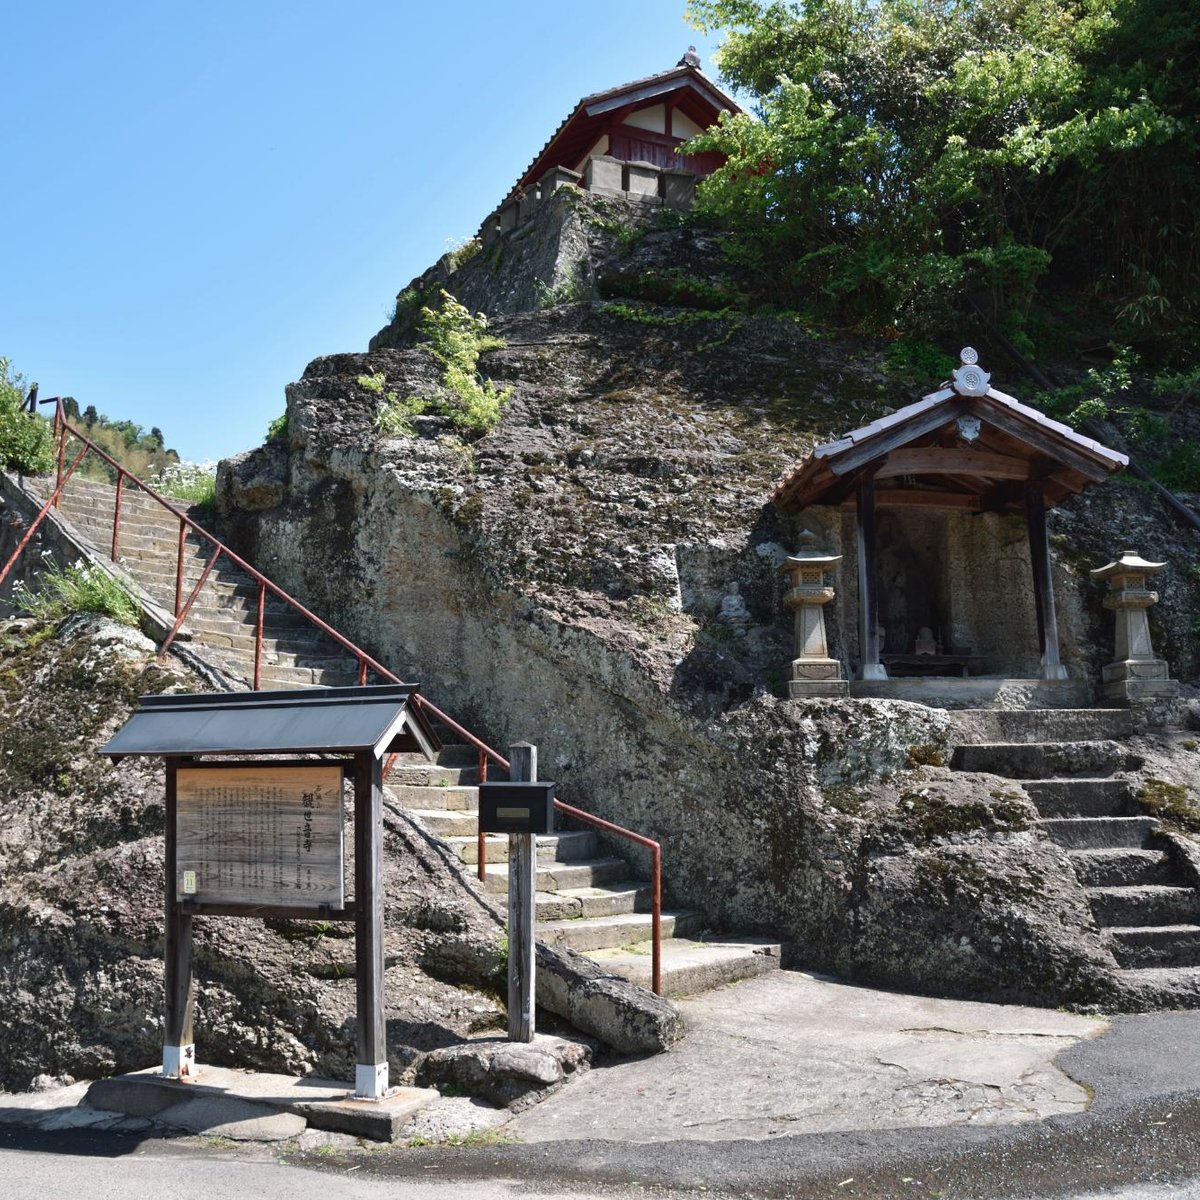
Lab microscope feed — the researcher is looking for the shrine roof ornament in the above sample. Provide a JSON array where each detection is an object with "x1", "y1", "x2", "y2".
[{"x1": 771, "y1": 348, "x2": 1129, "y2": 514}]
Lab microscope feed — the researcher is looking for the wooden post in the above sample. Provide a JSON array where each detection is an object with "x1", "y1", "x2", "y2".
[
  {"x1": 507, "y1": 743, "x2": 537, "y2": 1043},
  {"x1": 856, "y1": 473, "x2": 887, "y2": 680},
  {"x1": 1025, "y1": 477, "x2": 1068, "y2": 681},
  {"x1": 353, "y1": 750, "x2": 388, "y2": 1098},
  {"x1": 163, "y1": 758, "x2": 196, "y2": 1079}
]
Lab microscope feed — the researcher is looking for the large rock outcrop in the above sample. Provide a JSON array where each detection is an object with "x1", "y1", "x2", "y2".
[{"x1": 211, "y1": 286, "x2": 1200, "y2": 1008}]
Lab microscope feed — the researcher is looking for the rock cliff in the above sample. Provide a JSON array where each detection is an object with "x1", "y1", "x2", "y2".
[{"x1": 211, "y1": 194, "x2": 1200, "y2": 1009}]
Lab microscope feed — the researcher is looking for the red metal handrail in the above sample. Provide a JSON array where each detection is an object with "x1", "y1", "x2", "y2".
[{"x1": 3, "y1": 405, "x2": 664, "y2": 995}]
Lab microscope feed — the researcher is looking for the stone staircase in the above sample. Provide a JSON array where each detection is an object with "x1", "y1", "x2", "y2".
[
  {"x1": 32, "y1": 474, "x2": 361, "y2": 689},
  {"x1": 950, "y1": 708, "x2": 1200, "y2": 1006},
  {"x1": 26, "y1": 472, "x2": 783, "y2": 998},
  {"x1": 387, "y1": 736, "x2": 783, "y2": 996}
]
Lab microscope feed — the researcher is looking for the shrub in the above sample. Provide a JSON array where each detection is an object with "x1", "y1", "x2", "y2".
[
  {"x1": 376, "y1": 290, "x2": 511, "y2": 438},
  {"x1": 266, "y1": 412, "x2": 289, "y2": 441},
  {"x1": 0, "y1": 357, "x2": 54, "y2": 475},
  {"x1": 13, "y1": 559, "x2": 140, "y2": 626}
]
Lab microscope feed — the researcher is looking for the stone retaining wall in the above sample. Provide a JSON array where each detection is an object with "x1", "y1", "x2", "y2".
[{"x1": 480, "y1": 157, "x2": 696, "y2": 245}]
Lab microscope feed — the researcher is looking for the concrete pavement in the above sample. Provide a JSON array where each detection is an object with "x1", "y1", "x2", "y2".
[
  {"x1": 513, "y1": 970, "x2": 1106, "y2": 1142},
  {"x1": 5, "y1": 969, "x2": 1200, "y2": 1197}
]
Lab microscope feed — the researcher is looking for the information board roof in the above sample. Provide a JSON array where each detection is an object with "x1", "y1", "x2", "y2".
[{"x1": 101, "y1": 685, "x2": 440, "y2": 761}]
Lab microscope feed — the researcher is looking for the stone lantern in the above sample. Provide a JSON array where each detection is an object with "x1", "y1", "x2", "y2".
[
  {"x1": 780, "y1": 530, "x2": 848, "y2": 698},
  {"x1": 1090, "y1": 550, "x2": 1179, "y2": 703}
]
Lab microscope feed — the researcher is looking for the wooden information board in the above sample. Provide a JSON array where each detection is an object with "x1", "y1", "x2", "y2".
[{"x1": 176, "y1": 763, "x2": 345, "y2": 908}]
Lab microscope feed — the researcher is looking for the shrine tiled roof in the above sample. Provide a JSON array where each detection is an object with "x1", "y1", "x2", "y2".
[
  {"x1": 771, "y1": 354, "x2": 1128, "y2": 514},
  {"x1": 501, "y1": 63, "x2": 741, "y2": 206}
]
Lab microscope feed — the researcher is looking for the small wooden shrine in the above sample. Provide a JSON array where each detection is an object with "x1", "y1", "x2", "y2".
[
  {"x1": 506, "y1": 52, "x2": 740, "y2": 199},
  {"x1": 772, "y1": 349, "x2": 1129, "y2": 687}
]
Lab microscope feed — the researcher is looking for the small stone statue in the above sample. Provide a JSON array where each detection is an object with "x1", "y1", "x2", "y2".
[
  {"x1": 914, "y1": 627, "x2": 937, "y2": 655},
  {"x1": 717, "y1": 581, "x2": 750, "y2": 631}
]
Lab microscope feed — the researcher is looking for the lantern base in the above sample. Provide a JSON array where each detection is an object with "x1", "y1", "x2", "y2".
[
  {"x1": 1101, "y1": 677, "x2": 1179, "y2": 704},
  {"x1": 788, "y1": 657, "x2": 848, "y2": 699}
]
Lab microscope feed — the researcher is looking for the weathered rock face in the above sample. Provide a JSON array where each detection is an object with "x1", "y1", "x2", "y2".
[
  {"x1": 216, "y1": 360, "x2": 1134, "y2": 1010},
  {"x1": 0, "y1": 616, "x2": 511, "y2": 1093},
  {"x1": 213, "y1": 200, "x2": 1198, "y2": 1010}
]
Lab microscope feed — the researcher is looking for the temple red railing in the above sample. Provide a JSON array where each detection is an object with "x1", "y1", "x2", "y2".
[{"x1": 1, "y1": 401, "x2": 664, "y2": 994}]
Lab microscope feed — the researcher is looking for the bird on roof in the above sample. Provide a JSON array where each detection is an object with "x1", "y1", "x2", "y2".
[{"x1": 678, "y1": 45, "x2": 701, "y2": 69}]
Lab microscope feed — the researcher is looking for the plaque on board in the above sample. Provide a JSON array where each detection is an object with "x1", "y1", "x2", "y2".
[{"x1": 176, "y1": 763, "x2": 345, "y2": 908}]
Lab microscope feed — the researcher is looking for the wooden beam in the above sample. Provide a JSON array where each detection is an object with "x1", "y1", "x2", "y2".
[
  {"x1": 962, "y1": 399, "x2": 1112, "y2": 483},
  {"x1": 876, "y1": 448, "x2": 1031, "y2": 481},
  {"x1": 353, "y1": 750, "x2": 388, "y2": 1098},
  {"x1": 508, "y1": 744, "x2": 537, "y2": 1044},
  {"x1": 842, "y1": 489, "x2": 982, "y2": 511},
  {"x1": 1025, "y1": 478, "x2": 1068, "y2": 680},
  {"x1": 856, "y1": 473, "x2": 887, "y2": 680},
  {"x1": 163, "y1": 757, "x2": 196, "y2": 1080},
  {"x1": 829, "y1": 401, "x2": 962, "y2": 476}
]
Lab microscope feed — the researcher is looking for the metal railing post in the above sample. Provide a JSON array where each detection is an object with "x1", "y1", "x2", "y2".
[
  {"x1": 651, "y1": 844, "x2": 662, "y2": 996},
  {"x1": 54, "y1": 411, "x2": 67, "y2": 506},
  {"x1": 158, "y1": 546, "x2": 221, "y2": 660},
  {"x1": 477, "y1": 750, "x2": 489, "y2": 882},
  {"x1": 254, "y1": 581, "x2": 266, "y2": 689},
  {"x1": 111, "y1": 472, "x2": 124, "y2": 561},
  {"x1": 174, "y1": 519, "x2": 186, "y2": 616}
]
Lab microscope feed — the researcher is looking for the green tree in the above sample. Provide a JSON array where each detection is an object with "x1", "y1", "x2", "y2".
[
  {"x1": 685, "y1": 0, "x2": 1199, "y2": 348},
  {"x1": 0, "y1": 358, "x2": 54, "y2": 475}
]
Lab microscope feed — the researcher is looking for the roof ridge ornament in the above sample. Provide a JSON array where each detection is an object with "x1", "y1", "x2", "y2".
[{"x1": 952, "y1": 347, "x2": 991, "y2": 398}]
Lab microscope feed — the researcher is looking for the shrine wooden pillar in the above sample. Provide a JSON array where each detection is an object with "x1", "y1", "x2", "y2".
[
  {"x1": 856, "y1": 471, "x2": 887, "y2": 680},
  {"x1": 354, "y1": 750, "x2": 388, "y2": 1099},
  {"x1": 162, "y1": 756, "x2": 196, "y2": 1080},
  {"x1": 1025, "y1": 476, "x2": 1068, "y2": 681}
]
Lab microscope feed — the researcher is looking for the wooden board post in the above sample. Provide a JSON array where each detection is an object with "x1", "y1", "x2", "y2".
[
  {"x1": 353, "y1": 750, "x2": 388, "y2": 1098},
  {"x1": 163, "y1": 758, "x2": 196, "y2": 1079},
  {"x1": 1025, "y1": 477, "x2": 1068, "y2": 681},
  {"x1": 507, "y1": 743, "x2": 537, "y2": 1043}
]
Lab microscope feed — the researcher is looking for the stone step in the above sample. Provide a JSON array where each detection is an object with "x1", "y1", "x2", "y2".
[
  {"x1": 952, "y1": 741, "x2": 1129, "y2": 779},
  {"x1": 448, "y1": 830, "x2": 598, "y2": 866},
  {"x1": 387, "y1": 784, "x2": 478, "y2": 811},
  {"x1": 536, "y1": 909, "x2": 701, "y2": 953},
  {"x1": 1089, "y1": 886, "x2": 1200, "y2": 929},
  {"x1": 1025, "y1": 779, "x2": 1135, "y2": 819},
  {"x1": 1112, "y1": 966, "x2": 1200, "y2": 1010},
  {"x1": 209, "y1": 659, "x2": 358, "y2": 689},
  {"x1": 407, "y1": 810, "x2": 481, "y2": 838},
  {"x1": 393, "y1": 744, "x2": 478, "y2": 770},
  {"x1": 59, "y1": 511, "x2": 187, "y2": 544},
  {"x1": 57, "y1": 489, "x2": 182, "y2": 522},
  {"x1": 1109, "y1": 925, "x2": 1200, "y2": 970},
  {"x1": 388, "y1": 763, "x2": 480, "y2": 788},
  {"x1": 483, "y1": 857, "x2": 630, "y2": 895},
  {"x1": 182, "y1": 609, "x2": 326, "y2": 642},
  {"x1": 586, "y1": 937, "x2": 784, "y2": 996},
  {"x1": 1039, "y1": 817, "x2": 1158, "y2": 850},
  {"x1": 1070, "y1": 849, "x2": 1176, "y2": 888},
  {"x1": 210, "y1": 641, "x2": 360, "y2": 675},
  {"x1": 535, "y1": 883, "x2": 650, "y2": 921},
  {"x1": 947, "y1": 708, "x2": 1134, "y2": 745}
]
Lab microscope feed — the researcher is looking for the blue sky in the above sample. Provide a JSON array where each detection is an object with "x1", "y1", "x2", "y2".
[{"x1": 3, "y1": 2, "x2": 725, "y2": 463}]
